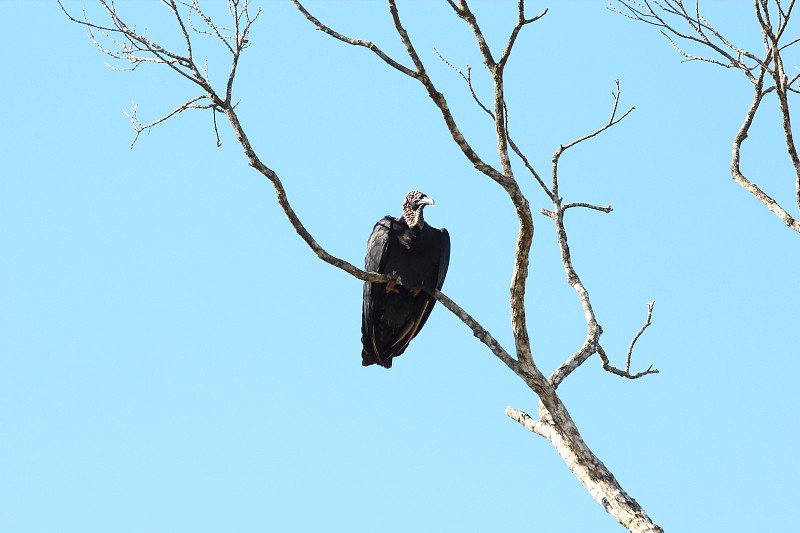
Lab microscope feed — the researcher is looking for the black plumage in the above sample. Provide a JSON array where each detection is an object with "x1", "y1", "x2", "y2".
[{"x1": 361, "y1": 190, "x2": 450, "y2": 368}]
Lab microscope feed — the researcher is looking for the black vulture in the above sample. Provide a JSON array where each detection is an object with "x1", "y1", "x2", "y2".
[{"x1": 361, "y1": 190, "x2": 450, "y2": 368}]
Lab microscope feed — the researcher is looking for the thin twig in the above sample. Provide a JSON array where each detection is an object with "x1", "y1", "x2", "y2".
[
  {"x1": 598, "y1": 344, "x2": 659, "y2": 379},
  {"x1": 626, "y1": 300, "x2": 656, "y2": 374},
  {"x1": 291, "y1": 0, "x2": 418, "y2": 78},
  {"x1": 563, "y1": 202, "x2": 614, "y2": 213},
  {"x1": 123, "y1": 95, "x2": 213, "y2": 147},
  {"x1": 433, "y1": 48, "x2": 495, "y2": 120}
]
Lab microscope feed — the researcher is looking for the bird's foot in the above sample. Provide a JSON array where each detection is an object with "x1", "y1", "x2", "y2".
[{"x1": 386, "y1": 282, "x2": 400, "y2": 295}]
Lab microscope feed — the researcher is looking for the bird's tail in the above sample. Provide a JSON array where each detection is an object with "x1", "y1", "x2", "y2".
[{"x1": 361, "y1": 349, "x2": 392, "y2": 368}]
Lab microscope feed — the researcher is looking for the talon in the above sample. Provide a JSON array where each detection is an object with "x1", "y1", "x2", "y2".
[{"x1": 386, "y1": 282, "x2": 400, "y2": 295}]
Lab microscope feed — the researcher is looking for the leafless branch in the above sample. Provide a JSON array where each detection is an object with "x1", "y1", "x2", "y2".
[
  {"x1": 122, "y1": 95, "x2": 213, "y2": 148},
  {"x1": 211, "y1": 105, "x2": 222, "y2": 148},
  {"x1": 293, "y1": 0, "x2": 534, "y2": 373},
  {"x1": 431, "y1": 47, "x2": 553, "y2": 201},
  {"x1": 497, "y1": 1, "x2": 548, "y2": 72},
  {"x1": 545, "y1": 82, "x2": 651, "y2": 390},
  {"x1": 61, "y1": 0, "x2": 402, "y2": 288},
  {"x1": 505, "y1": 405, "x2": 551, "y2": 436},
  {"x1": 442, "y1": 6, "x2": 659, "y2": 521},
  {"x1": 598, "y1": 345, "x2": 659, "y2": 380},
  {"x1": 732, "y1": 70, "x2": 800, "y2": 229},
  {"x1": 505, "y1": 404, "x2": 661, "y2": 532},
  {"x1": 65, "y1": 2, "x2": 663, "y2": 531},
  {"x1": 506, "y1": 137, "x2": 553, "y2": 199},
  {"x1": 447, "y1": 0, "x2": 497, "y2": 69},
  {"x1": 625, "y1": 300, "x2": 656, "y2": 374},
  {"x1": 440, "y1": 0, "x2": 541, "y2": 370},
  {"x1": 661, "y1": 29, "x2": 738, "y2": 67},
  {"x1": 609, "y1": 0, "x2": 764, "y2": 77},
  {"x1": 612, "y1": 0, "x2": 800, "y2": 232},
  {"x1": 556, "y1": 80, "x2": 634, "y2": 159},
  {"x1": 291, "y1": 0, "x2": 418, "y2": 79},
  {"x1": 433, "y1": 48, "x2": 495, "y2": 120},
  {"x1": 563, "y1": 202, "x2": 614, "y2": 213},
  {"x1": 186, "y1": 0, "x2": 236, "y2": 55},
  {"x1": 548, "y1": 334, "x2": 601, "y2": 389},
  {"x1": 430, "y1": 289, "x2": 517, "y2": 371},
  {"x1": 288, "y1": 3, "x2": 661, "y2": 528},
  {"x1": 593, "y1": 301, "x2": 659, "y2": 379}
]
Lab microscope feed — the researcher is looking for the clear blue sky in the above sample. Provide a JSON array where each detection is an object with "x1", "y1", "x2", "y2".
[{"x1": 1, "y1": 1, "x2": 798, "y2": 532}]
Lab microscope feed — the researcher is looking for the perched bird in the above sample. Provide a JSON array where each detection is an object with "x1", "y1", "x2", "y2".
[{"x1": 361, "y1": 190, "x2": 450, "y2": 368}]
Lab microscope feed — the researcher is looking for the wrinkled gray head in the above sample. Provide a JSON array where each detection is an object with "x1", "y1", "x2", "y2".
[{"x1": 402, "y1": 190, "x2": 434, "y2": 229}]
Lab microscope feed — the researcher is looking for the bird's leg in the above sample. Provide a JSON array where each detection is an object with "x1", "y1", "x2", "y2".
[
  {"x1": 385, "y1": 282, "x2": 400, "y2": 295},
  {"x1": 410, "y1": 287, "x2": 422, "y2": 296}
]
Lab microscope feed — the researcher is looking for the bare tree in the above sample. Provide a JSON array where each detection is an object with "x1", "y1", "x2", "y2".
[
  {"x1": 61, "y1": 1, "x2": 663, "y2": 531},
  {"x1": 612, "y1": 0, "x2": 800, "y2": 233}
]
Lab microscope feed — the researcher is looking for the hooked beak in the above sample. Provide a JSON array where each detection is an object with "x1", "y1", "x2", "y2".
[{"x1": 420, "y1": 196, "x2": 435, "y2": 206}]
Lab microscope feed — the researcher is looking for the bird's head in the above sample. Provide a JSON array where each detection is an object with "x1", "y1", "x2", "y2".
[{"x1": 402, "y1": 190, "x2": 434, "y2": 229}]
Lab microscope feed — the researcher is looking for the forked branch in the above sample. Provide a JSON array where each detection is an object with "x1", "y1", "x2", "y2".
[
  {"x1": 732, "y1": 70, "x2": 800, "y2": 229},
  {"x1": 292, "y1": 0, "x2": 536, "y2": 372},
  {"x1": 290, "y1": 4, "x2": 660, "y2": 531},
  {"x1": 64, "y1": 2, "x2": 662, "y2": 531},
  {"x1": 122, "y1": 95, "x2": 216, "y2": 148},
  {"x1": 612, "y1": 0, "x2": 800, "y2": 232},
  {"x1": 544, "y1": 81, "x2": 654, "y2": 388},
  {"x1": 598, "y1": 301, "x2": 659, "y2": 380},
  {"x1": 59, "y1": 0, "x2": 397, "y2": 286}
]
